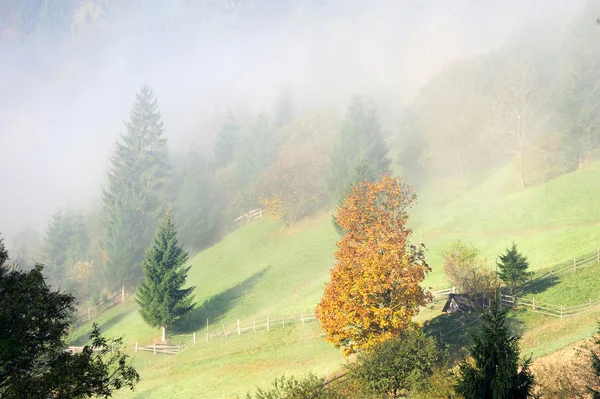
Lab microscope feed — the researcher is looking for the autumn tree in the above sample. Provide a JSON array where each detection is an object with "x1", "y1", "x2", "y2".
[
  {"x1": 442, "y1": 240, "x2": 497, "y2": 296},
  {"x1": 316, "y1": 176, "x2": 430, "y2": 355}
]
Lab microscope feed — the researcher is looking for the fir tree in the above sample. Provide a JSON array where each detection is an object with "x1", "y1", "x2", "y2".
[
  {"x1": 327, "y1": 96, "x2": 391, "y2": 203},
  {"x1": 102, "y1": 85, "x2": 170, "y2": 291},
  {"x1": 65, "y1": 209, "x2": 90, "y2": 267},
  {"x1": 42, "y1": 208, "x2": 74, "y2": 287},
  {"x1": 136, "y1": 210, "x2": 195, "y2": 342},
  {"x1": 496, "y1": 243, "x2": 532, "y2": 294},
  {"x1": 455, "y1": 302, "x2": 535, "y2": 399},
  {"x1": 587, "y1": 321, "x2": 600, "y2": 398},
  {"x1": 174, "y1": 151, "x2": 219, "y2": 251},
  {"x1": 214, "y1": 110, "x2": 239, "y2": 168},
  {"x1": 236, "y1": 113, "x2": 276, "y2": 185}
]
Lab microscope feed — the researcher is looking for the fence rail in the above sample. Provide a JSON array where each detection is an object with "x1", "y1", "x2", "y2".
[
  {"x1": 232, "y1": 208, "x2": 263, "y2": 224},
  {"x1": 71, "y1": 291, "x2": 124, "y2": 328},
  {"x1": 134, "y1": 312, "x2": 317, "y2": 355},
  {"x1": 500, "y1": 293, "x2": 600, "y2": 318}
]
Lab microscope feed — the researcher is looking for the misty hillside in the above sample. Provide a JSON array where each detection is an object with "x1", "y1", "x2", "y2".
[
  {"x1": 63, "y1": 159, "x2": 600, "y2": 398},
  {"x1": 3, "y1": 1, "x2": 600, "y2": 398}
]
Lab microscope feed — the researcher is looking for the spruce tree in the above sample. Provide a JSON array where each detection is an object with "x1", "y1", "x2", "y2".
[
  {"x1": 65, "y1": 209, "x2": 90, "y2": 267},
  {"x1": 42, "y1": 209, "x2": 74, "y2": 287},
  {"x1": 102, "y1": 85, "x2": 170, "y2": 292},
  {"x1": 327, "y1": 97, "x2": 391, "y2": 204},
  {"x1": 214, "y1": 110, "x2": 239, "y2": 168},
  {"x1": 455, "y1": 302, "x2": 535, "y2": 399},
  {"x1": 174, "y1": 151, "x2": 218, "y2": 251},
  {"x1": 136, "y1": 210, "x2": 195, "y2": 342},
  {"x1": 236, "y1": 113, "x2": 276, "y2": 185},
  {"x1": 496, "y1": 243, "x2": 532, "y2": 294},
  {"x1": 588, "y1": 322, "x2": 600, "y2": 398}
]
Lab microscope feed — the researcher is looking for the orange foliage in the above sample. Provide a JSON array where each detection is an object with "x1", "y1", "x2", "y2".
[{"x1": 315, "y1": 176, "x2": 431, "y2": 355}]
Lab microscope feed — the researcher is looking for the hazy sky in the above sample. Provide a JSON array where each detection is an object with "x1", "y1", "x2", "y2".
[{"x1": 0, "y1": 0, "x2": 585, "y2": 242}]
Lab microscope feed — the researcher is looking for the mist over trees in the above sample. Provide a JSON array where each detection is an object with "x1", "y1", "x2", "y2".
[{"x1": 0, "y1": 0, "x2": 598, "y2": 309}]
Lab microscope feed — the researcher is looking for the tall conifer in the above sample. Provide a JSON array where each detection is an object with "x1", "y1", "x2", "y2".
[{"x1": 136, "y1": 210, "x2": 195, "y2": 342}]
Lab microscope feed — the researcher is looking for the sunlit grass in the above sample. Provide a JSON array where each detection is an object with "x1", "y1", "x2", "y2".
[{"x1": 70, "y1": 161, "x2": 600, "y2": 397}]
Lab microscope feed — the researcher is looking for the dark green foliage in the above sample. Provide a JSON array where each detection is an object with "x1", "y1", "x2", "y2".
[
  {"x1": 587, "y1": 322, "x2": 600, "y2": 398},
  {"x1": 102, "y1": 84, "x2": 170, "y2": 291},
  {"x1": 455, "y1": 303, "x2": 535, "y2": 399},
  {"x1": 42, "y1": 208, "x2": 75, "y2": 286},
  {"x1": 327, "y1": 97, "x2": 391, "y2": 205},
  {"x1": 214, "y1": 110, "x2": 239, "y2": 168},
  {"x1": 136, "y1": 211, "x2": 195, "y2": 338},
  {"x1": 349, "y1": 329, "x2": 445, "y2": 399},
  {"x1": 66, "y1": 209, "x2": 91, "y2": 267},
  {"x1": 0, "y1": 241, "x2": 139, "y2": 398},
  {"x1": 497, "y1": 243, "x2": 532, "y2": 293},
  {"x1": 246, "y1": 373, "x2": 345, "y2": 399},
  {"x1": 174, "y1": 151, "x2": 219, "y2": 252},
  {"x1": 236, "y1": 113, "x2": 277, "y2": 185}
]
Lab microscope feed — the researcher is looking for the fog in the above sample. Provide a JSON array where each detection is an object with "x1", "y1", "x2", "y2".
[{"x1": 0, "y1": 0, "x2": 585, "y2": 243}]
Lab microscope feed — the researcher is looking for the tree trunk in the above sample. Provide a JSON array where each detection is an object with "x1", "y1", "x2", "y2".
[
  {"x1": 161, "y1": 325, "x2": 166, "y2": 343},
  {"x1": 518, "y1": 153, "x2": 525, "y2": 188}
]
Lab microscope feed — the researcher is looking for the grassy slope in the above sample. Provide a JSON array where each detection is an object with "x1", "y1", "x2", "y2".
[{"x1": 70, "y1": 161, "x2": 600, "y2": 397}]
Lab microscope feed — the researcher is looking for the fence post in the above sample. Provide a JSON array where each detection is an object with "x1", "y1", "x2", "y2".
[
  {"x1": 267, "y1": 316, "x2": 270, "y2": 331},
  {"x1": 237, "y1": 319, "x2": 241, "y2": 335},
  {"x1": 223, "y1": 325, "x2": 227, "y2": 337},
  {"x1": 193, "y1": 332, "x2": 196, "y2": 344},
  {"x1": 282, "y1": 315, "x2": 285, "y2": 328},
  {"x1": 574, "y1": 257, "x2": 577, "y2": 273},
  {"x1": 253, "y1": 321, "x2": 256, "y2": 332},
  {"x1": 121, "y1": 284, "x2": 125, "y2": 303},
  {"x1": 206, "y1": 319, "x2": 209, "y2": 342},
  {"x1": 532, "y1": 297, "x2": 535, "y2": 311},
  {"x1": 153, "y1": 344, "x2": 156, "y2": 355},
  {"x1": 135, "y1": 342, "x2": 138, "y2": 353},
  {"x1": 560, "y1": 305, "x2": 563, "y2": 317},
  {"x1": 301, "y1": 314, "x2": 304, "y2": 325}
]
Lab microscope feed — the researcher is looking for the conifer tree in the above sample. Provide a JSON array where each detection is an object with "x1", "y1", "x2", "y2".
[
  {"x1": 42, "y1": 209, "x2": 74, "y2": 287},
  {"x1": 496, "y1": 243, "x2": 532, "y2": 294},
  {"x1": 102, "y1": 85, "x2": 170, "y2": 292},
  {"x1": 327, "y1": 97, "x2": 391, "y2": 205},
  {"x1": 236, "y1": 113, "x2": 276, "y2": 185},
  {"x1": 455, "y1": 302, "x2": 535, "y2": 398},
  {"x1": 65, "y1": 209, "x2": 90, "y2": 267},
  {"x1": 174, "y1": 151, "x2": 218, "y2": 251},
  {"x1": 214, "y1": 110, "x2": 239, "y2": 168},
  {"x1": 136, "y1": 210, "x2": 195, "y2": 342}
]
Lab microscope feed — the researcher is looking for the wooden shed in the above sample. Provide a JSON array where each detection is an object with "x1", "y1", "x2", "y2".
[{"x1": 442, "y1": 294, "x2": 477, "y2": 313}]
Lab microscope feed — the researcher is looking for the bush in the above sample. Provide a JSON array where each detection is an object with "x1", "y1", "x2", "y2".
[
  {"x1": 348, "y1": 329, "x2": 446, "y2": 399},
  {"x1": 245, "y1": 374, "x2": 346, "y2": 399}
]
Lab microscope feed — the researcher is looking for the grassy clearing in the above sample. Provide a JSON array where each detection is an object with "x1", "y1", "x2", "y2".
[{"x1": 69, "y1": 161, "x2": 600, "y2": 397}]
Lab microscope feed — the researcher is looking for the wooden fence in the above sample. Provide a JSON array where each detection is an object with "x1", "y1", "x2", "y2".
[
  {"x1": 134, "y1": 312, "x2": 317, "y2": 355},
  {"x1": 204, "y1": 313, "x2": 317, "y2": 341},
  {"x1": 232, "y1": 208, "x2": 263, "y2": 224},
  {"x1": 429, "y1": 287, "x2": 456, "y2": 298},
  {"x1": 71, "y1": 290, "x2": 124, "y2": 328},
  {"x1": 500, "y1": 293, "x2": 600, "y2": 318}
]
